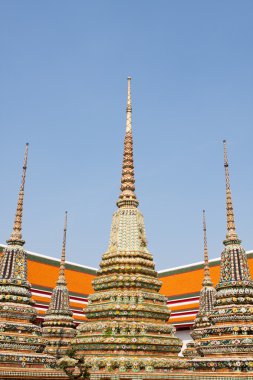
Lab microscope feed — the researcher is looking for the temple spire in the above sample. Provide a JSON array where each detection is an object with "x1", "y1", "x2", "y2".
[
  {"x1": 117, "y1": 77, "x2": 139, "y2": 208},
  {"x1": 7, "y1": 143, "x2": 29, "y2": 246},
  {"x1": 126, "y1": 76, "x2": 132, "y2": 132},
  {"x1": 223, "y1": 140, "x2": 239, "y2": 244},
  {"x1": 202, "y1": 210, "x2": 213, "y2": 287},
  {"x1": 57, "y1": 211, "x2": 67, "y2": 285}
]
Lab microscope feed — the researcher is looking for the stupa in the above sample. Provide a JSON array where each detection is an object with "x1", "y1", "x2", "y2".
[
  {"x1": 74, "y1": 78, "x2": 187, "y2": 378},
  {"x1": 42, "y1": 211, "x2": 76, "y2": 358},
  {"x1": 183, "y1": 210, "x2": 216, "y2": 359},
  {"x1": 0, "y1": 144, "x2": 66, "y2": 379},
  {"x1": 192, "y1": 141, "x2": 253, "y2": 374}
]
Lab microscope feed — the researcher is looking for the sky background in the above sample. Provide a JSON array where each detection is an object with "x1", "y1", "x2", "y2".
[{"x1": 0, "y1": 0, "x2": 253, "y2": 271}]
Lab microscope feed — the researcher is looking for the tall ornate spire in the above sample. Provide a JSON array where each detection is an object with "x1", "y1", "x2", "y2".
[
  {"x1": 202, "y1": 210, "x2": 213, "y2": 287},
  {"x1": 57, "y1": 211, "x2": 67, "y2": 285},
  {"x1": 126, "y1": 76, "x2": 132, "y2": 133},
  {"x1": 117, "y1": 77, "x2": 139, "y2": 208},
  {"x1": 7, "y1": 143, "x2": 29, "y2": 246},
  {"x1": 223, "y1": 140, "x2": 239, "y2": 244}
]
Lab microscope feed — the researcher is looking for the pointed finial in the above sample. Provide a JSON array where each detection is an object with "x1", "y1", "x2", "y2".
[
  {"x1": 57, "y1": 211, "x2": 67, "y2": 285},
  {"x1": 223, "y1": 140, "x2": 239, "y2": 244},
  {"x1": 117, "y1": 77, "x2": 139, "y2": 208},
  {"x1": 202, "y1": 210, "x2": 213, "y2": 286},
  {"x1": 126, "y1": 77, "x2": 132, "y2": 133},
  {"x1": 7, "y1": 143, "x2": 29, "y2": 246}
]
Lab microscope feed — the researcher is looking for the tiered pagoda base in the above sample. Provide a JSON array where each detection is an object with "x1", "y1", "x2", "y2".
[
  {"x1": 0, "y1": 276, "x2": 67, "y2": 379},
  {"x1": 75, "y1": 319, "x2": 188, "y2": 375},
  {"x1": 42, "y1": 321, "x2": 76, "y2": 358},
  {"x1": 0, "y1": 301, "x2": 67, "y2": 379}
]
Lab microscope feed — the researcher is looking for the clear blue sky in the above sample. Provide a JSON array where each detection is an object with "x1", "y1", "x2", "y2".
[{"x1": 0, "y1": 1, "x2": 253, "y2": 271}]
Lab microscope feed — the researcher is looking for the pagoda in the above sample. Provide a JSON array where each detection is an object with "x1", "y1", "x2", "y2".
[
  {"x1": 183, "y1": 210, "x2": 216, "y2": 359},
  {"x1": 0, "y1": 144, "x2": 66, "y2": 379},
  {"x1": 192, "y1": 141, "x2": 253, "y2": 374},
  {"x1": 74, "y1": 78, "x2": 187, "y2": 377},
  {"x1": 42, "y1": 212, "x2": 76, "y2": 358}
]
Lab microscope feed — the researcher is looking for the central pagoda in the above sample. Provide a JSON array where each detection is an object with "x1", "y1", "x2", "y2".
[{"x1": 74, "y1": 78, "x2": 186, "y2": 377}]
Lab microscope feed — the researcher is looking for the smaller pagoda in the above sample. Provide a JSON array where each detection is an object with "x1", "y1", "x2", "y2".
[
  {"x1": 183, "y1": 210, "x2": 216, "y2": 359},
  {"x1": 192, "y1": 141, "x2": 253, "y2": 374},
  {"x1": 42, "y1": 212, "x2": 76, "y2": 358},
  {"x1": 0, "y1": 144, "x2": 66, "y2": 379}
]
